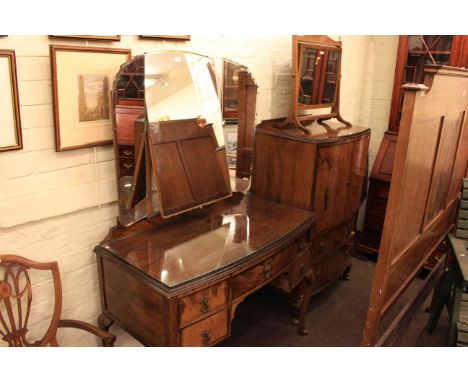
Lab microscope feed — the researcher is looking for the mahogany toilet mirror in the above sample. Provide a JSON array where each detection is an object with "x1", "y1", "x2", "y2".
[{"x1": 284, "y1": 35, "x2": 351, "y2": 133}]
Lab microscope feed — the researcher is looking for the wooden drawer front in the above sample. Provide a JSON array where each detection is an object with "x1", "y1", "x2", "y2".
[
  {"x1": 119, "y1": 158, "x2": 135, "y2": 176},
  {"x1": 118, "y1": 145, "x2": 135, "y2": 160},
  {"x1": 233, "y1": 242, "x2": 295, "y2": 298},
  {"x1": 180, "y1": 309, "x2": 228, "y2": 347},
  {"x1": 178, "y1": 281, "x2": 228, "y2": 327},
  {"x1": 273, "y1": 247, "x2": 310, "y2": 292},
  {"x1": 313, "y1": 244, "x2": 351, "y2": 291},
  {"x1": 312, "y1": 221, "x2": 354, "y2": 261}
]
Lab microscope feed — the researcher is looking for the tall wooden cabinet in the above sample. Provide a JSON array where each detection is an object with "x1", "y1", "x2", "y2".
[
  {"x1": 359, "y1": 35, "x2": 468, "y2": 254},
  {"x1": 252, "y1": 121, "x2": 370, "y2": 295}
]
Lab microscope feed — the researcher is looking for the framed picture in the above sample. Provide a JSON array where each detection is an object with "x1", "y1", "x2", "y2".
[
  {"x1": 50, "y1": 35, "x2": 121, "y2": 42},
  {"x1": 139, "y1": 35, "x2": 190, "y2": 41},
  {"x1": 0, "y1": 49, "x2": 22, "y2": 152},
  {"x1": 225, "y1": 129, "x2": 238, "y2": 169},
  {"x1": 51, "y1": 45, "x2": 131, "y2": 151}
]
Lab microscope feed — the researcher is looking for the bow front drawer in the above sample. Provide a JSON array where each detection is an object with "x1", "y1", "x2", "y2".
[
  {"x1": 180, "y1": 309, "x2": 228, "y2": 347},
  {"x1": 233, "y1": 241, "x2": 298, "y2": 298},
  {"x1": 178, "y1": 280, "x2": 228, "y2": 327}
]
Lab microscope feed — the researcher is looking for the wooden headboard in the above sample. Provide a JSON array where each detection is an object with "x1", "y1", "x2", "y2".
[{"x1": 362, "y1": 66, "x2": 468, "y2": 346}]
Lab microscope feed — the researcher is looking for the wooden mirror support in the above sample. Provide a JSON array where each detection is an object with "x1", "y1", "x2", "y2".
[{"x1": 285, "y1": 35, "x2": 350, "y2": 133}]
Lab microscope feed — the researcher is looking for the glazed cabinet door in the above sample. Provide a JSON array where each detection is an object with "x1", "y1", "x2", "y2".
[{"x1": 313, "y1": 136, "x2": 369, "y2": 233}]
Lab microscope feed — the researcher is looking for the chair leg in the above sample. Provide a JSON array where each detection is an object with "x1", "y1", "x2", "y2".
[{"x1": 427, "y1": 267, "x2": 455, "y2": 334}]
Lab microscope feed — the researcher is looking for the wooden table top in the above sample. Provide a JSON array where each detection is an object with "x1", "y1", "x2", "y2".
[{"x1": 99, "y1": 193, "x2": 315, "y2": 288}]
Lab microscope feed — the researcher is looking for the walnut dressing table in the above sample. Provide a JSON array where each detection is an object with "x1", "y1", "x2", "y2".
[
  {"x1": 95, "y1": 193, "x2": 315, "y2": 346},
  {"x1": 94, "y1": 51, "x2": 317, "y2": 346}
]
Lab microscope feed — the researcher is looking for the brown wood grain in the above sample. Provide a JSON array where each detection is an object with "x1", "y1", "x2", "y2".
[{"x1": 362, "y1": 66, "x2": 468, "y2": 346}]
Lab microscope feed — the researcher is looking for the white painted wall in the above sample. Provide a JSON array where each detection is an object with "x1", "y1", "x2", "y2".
[{"x1": 0, "y1": 35, "x2": 398, "y2": 346}]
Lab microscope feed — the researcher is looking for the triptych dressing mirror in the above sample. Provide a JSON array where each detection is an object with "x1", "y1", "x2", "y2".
[{"x1": 112, "y1": 51, "x2": 256, "y2": 226}]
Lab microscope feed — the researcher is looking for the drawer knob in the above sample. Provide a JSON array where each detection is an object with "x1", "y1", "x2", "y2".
[
  {"x1": 123, "y1": 150, "x2": 133, "y2": 156},
  {"x1": 264, "y1": 263, "x2": 272, "y2": 279},
  {"x1": 200, "y1": 296, "x2": 209, "y2": 314},
  {"x1": 201, "y1": 329, "x2": 211, "y2": 346},
  {"x1": 123, "y1": 163, "x2": 133, "y2": 170}
]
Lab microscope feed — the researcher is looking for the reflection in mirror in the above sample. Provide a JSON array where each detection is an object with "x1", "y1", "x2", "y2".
[
  {"x1": 145, "y1": 52, "x2": 224, "y2": 145},
  {"x1": 113, "y1": 56, "x2": 149, "y2": 226},
  {"x1": 220, "y1": 59, "x2": 257, "y2": 182},
  {"x1": 299, "y1": 47, "x2": 339, "y2": 105}
]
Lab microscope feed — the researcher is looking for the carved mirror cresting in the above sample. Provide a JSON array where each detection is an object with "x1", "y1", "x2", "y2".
[
  {"x1": 112, "y1": 51, "x2": 256, "y2": 226},
  {"x1": 285, "y1": 35, "x2": 350, "y2": 133}
]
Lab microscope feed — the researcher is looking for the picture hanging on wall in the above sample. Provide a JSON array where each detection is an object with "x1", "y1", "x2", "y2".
[
  {"x1": 50, "y1": 35, "x2": 121, "y2": 42},
  {"x1": 0, "y1": 49, "x2": 23, "y2": 152},
  {"x1": 51, "y1": 45, "x2": 131, "y2": 151},
  {"x1": 139, "y1": 35, "x2": 190, "y2": 41}
]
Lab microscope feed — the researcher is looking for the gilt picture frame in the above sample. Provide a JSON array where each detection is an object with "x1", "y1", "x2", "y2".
[
  {"x1": 50, "y1": 45, "x2": 131, "y2": 151},
  {"x1": 50, "y1": 35, "x2": 121, "y2": 42},
  {"x1": 0, "y1": 49, "x2": 22, "y2": 152},
  {"x1": 139, "y1": 35, "x2": 190, "y2": 41}
]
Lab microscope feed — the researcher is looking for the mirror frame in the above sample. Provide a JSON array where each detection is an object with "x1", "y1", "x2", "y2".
[{"x1": 285, "y1": 35, "x2": 351, "y2": 132}]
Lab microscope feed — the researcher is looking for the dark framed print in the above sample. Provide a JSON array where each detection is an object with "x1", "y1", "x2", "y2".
[
  {"x1": 50, "y1": 45, "x2": 131, "y2": 151},
  {"x1": 139, "y1": 35, "x2": 190, "y2": 41},
  {"x1": 0, "y1": 49, "x2": 22, "y2": 152},
  {"x1": 50, "y1": 35, "x2": 121, "y2": 42}
]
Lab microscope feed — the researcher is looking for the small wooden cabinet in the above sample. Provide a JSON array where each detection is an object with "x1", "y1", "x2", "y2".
[{"x1": 252, "y1": 121, "x2": 370, "y2": 297}]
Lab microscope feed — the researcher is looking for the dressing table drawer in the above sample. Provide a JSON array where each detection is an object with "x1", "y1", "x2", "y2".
[
  {"x1": 178, "y1": 280, "x2": 229, "y2": 327},
  {"x1": 180, "y1": 309, "x2": 229, "y2": 347},
  {"x1": 233, "y1": 242, "x2": 296, "y2": 298},
  {"x1": 273, "y1": 246, "x2": 311, "y2": 292}
]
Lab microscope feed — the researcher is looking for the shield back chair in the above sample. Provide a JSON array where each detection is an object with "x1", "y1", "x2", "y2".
[{"x1": 0, "y1": 254, "x2": 115, "y2": 347}]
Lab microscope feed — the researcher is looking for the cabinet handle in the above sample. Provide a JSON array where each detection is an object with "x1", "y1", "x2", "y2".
[
  {"x1": 264, "y1": 263, "x2": 272, "y2": 279},
  {"x1": 200, "y1": 296, "x2": 209, "y2": 314},
  {"x1": 123, "y1": 150, "x2": 133, "y2": 156},
  {"x1": 201, "y1": 329, "x2": 211, "y2": 346},
  {"x1": 123, "y1": 163, "x2": 133, "y2": 170}
]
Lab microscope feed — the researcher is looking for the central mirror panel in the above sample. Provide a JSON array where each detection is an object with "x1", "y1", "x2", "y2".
[
  {"x1": 145, "y1": 52, "x2": 224, "y2": 145},
  {"x1": 299, "y1": 45, "x2": 339, "y2": 106}
]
